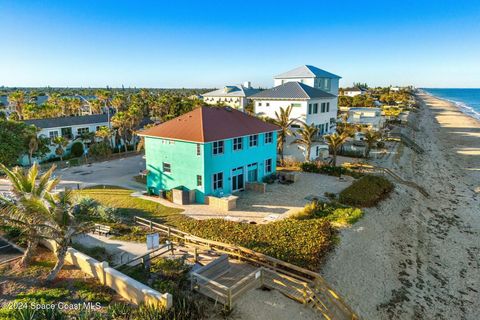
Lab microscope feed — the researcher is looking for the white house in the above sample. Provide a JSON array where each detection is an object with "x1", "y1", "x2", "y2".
[
  {"x1": 251, "y1": 71, "x2": 340, "y2": 162},
  {"x1": 273, "y1": 65, "x2": 341, "y2": 96},
  {"x1": 202, "y1": 82, "x2": 260, "y2": 111},
  {"x1": 343, "y1": 87, "x2": 366, "y2": 97},
  {"x1": 21, "y1": 114, "x2": 111, "y2": 164},
  {"x1": 347, "y1": 107, "x2": 384, "y2": 131}
]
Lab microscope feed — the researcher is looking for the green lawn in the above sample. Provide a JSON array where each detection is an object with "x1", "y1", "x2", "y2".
[{"x1": 76, "y1": 186, "x2": 185, "y2": 225}]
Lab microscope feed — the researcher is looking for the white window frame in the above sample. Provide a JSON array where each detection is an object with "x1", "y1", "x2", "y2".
[
  {"x1": 265, "y1": 158, "x2": 273, "y2": 174},
  {"x1": 264, "y1": 132, "x2": 273, "y2": 144},
  {"x1": 212, "y1": 140, "x2": 224, "y2": 155},
  {"x1": 212, "y1": 172, "x2": 223, "y2": 191},
  {"x1": 249, "y1": 134, "x2": 258, "y2": 147},
  {"x1": 233, "y1": 137, "x2": 243, "y2": 151},
  {"x1": 163, "y1": 162, "x2": 171, "y2": 174},
  {"x1": 49, "y1": 130, "x2": 59, "y2": 139}
]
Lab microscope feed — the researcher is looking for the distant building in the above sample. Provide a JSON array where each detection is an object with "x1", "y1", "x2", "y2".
[
  {"x1": 347, "y1": 107, "x2": 384, "y2": 131},
  {"x1": 250, "y1": 65, "x2": 340, "y2": 161},
  {"x1": 139, "y1": 106, "x2": 279, "y2": 203},
  {"x1": 20, "y1": 114, "x2": 111, "y2": 165},
  {"x1": 343, "y1": 87, "x2": 366, "y2": 97},
  {"x1": 390, "y1": 87, "x2": 401, "y2": 92},
  {"x1": 273, "y1": 65, "x2": 341, "y2": 96},
  {"x1": 202, "y1": 82, "x2": 260, "y2": 111}
]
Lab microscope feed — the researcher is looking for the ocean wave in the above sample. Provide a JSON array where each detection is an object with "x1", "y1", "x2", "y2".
[{"x1": 422, "y1": 90, "x2": 480, "y2": 121}]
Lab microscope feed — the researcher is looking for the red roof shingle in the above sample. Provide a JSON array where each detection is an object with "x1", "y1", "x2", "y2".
[{"x1": 138, "y1": 106, "x2": 279, "y2": 143}]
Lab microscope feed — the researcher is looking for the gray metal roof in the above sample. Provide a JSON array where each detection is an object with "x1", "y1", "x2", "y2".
[
  {"x1": 274, "y1": 65, "x2": 341, "y2": 79},
  {"x1": 22, "y1": 114, "x2": 109, "y2": 129},
  {"x1": 203, "y1": 85, "x2": 260, "y2": 98},
  {"x1": 250, "y1": 82, "x2": 336, "y2": 100}
]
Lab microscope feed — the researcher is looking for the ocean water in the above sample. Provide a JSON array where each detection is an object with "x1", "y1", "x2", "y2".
[{"x1": 422, "y1": 88, "x2": 480, "y2": 121}]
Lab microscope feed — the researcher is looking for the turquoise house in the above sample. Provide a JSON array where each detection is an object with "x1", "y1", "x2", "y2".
[{"x1": 139, "y1": 106, "x2": 279, "y2": 203}]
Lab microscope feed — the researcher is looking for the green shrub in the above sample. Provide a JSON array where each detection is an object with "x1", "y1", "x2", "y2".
[
  {"x1": 262, "y1": 173, "x2": 276, "y2": 184},
  {"x1": 299, "y1": 162, "x2": 364, "y2": 179},
  {"x1": 179, "y1": 218, "x2": 333, "y2": 270},
  {"x1": 72, "y1": 243, "x2": 110, "y2": 262},
  {"x1": 89, "y1": 142, "x2": 112, "y2": 158},
  {"x1": 165, "y1": 190, "x2": 173, "y2": 202},
  {"x1": 70, "y1": 142, "x2": 84, "y2": 157},
  {"x1": 299, "y1": 162, "x2": 318, "y2": 173},
  {"x1": 377, "y1": 141, "x2": 385, "y2": 148},
  {"x1": 293, "y1": 201, "x2": 363, "y2": 226},
  {"x1": 339, "y1": 175, "x2": 394, "y2": 207}
]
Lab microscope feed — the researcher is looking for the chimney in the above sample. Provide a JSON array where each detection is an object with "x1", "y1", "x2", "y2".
[{"x1": 243, "y1": 81, "x2": 251, "y2": 88}]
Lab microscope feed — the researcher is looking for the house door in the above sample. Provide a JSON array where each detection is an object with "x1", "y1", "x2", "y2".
[
  {"x1": 232, "y1": 167, "x2": 244, "y2": 192},
  {"x1": 247, "y1": 163, "x2": 258, "y2": 182}
]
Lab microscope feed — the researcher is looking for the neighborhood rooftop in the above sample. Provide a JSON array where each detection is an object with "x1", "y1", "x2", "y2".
[
  {"x1": 203, "y1": 85, "x2": 260, "y2": 97},
  {"x1": 138, "y1": 106, "x2": 279, "y2": 142},
  {"x1": 251, "y1": 82, "x2": 336, "y2": 100},
  {"x1": 22, "y1": 114, "x2": 109, "y2": 129},
  {"x1": 274, "y1": 65, "x2": 341, "y2": 79}
]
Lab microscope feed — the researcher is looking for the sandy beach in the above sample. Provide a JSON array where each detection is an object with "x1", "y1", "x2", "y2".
[{"x1": 321, "y1": 93, "x2": 480, "y2": 319}]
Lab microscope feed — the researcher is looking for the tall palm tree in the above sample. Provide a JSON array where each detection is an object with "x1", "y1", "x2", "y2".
[
  {"x1": 364, "y1": 129, "x2": 380, "y2": 158},
  {"x1": 0, "y1": 164, "x2": 59, "y2": 267},
  {"x1": 95, "y1": 126, "x2": 113, "y2": 146},
  {"x1": 26, "y1": 127, "x2": 41, "y2": 166},
  {"x1": 324, "y1": 133, "x2": 349, "y2": 166},
  {"x1": 111, "y1": 111, "x2": 131, "y2": 152},
  {"x1": 291, "y1": 123, "x2": 319, "y2": 162},
  {"x1": 43, "y1": 190, "x2": 92, "y2": 282},
  {"x1": 8, "y1": 91, "x2": 26, "y2": 119},
  {"x1": 273, "y1": 106, "x2": 296, "y2": 165},
  {"x1": 52, "y1": 136, "x2": 69, "y2": 161}
]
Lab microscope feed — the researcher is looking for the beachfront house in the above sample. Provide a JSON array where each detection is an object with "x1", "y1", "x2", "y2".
[
  {"x1": 343, "y1": 87, "x2": 366, "y2": 97},
  {"x1": 273, "y1": 65, "x2": 340, "y2": 95},
  {"x1": 250, "y1": 65, "x2": 340, "y2": 161},
  {"x1": 139, "y1": 106, "x2": 279, "y2": 203},
  {"x1": 20, "y1": 114, "x2": 111, "y2": 165},
  {"x1": 202, "y1": 82, "x2": 260, "y2": 111},
  {"x1": 347, "y1": 107, "x2": 384, "y2": 131}
]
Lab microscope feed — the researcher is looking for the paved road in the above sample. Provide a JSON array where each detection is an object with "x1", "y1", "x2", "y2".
[{"x1": 0, "y1": 155, "x2": 146, "y2": 192}]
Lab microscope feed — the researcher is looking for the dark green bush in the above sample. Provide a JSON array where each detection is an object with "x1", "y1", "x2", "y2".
[
  {"x1": 262, "y1": 173, "x2": 276, "y2": 184},
  {"x1": 89, "y1": 142, "x2": 112, "y2": 158},
  {"x1": 339, "y1": 175, "x2": 394, "y2": 207},
  {"x1": 70, "y1": 142, "x2": 84, "y2": 157},
  {"x1": 300, "y1": 162, "x2": 364, "y2": 179}
]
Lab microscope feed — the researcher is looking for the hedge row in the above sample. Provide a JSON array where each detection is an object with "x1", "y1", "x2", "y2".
[
  {"x1": 339, "y1": 175, "x2": 394, "y2": 207},
  {"x1": 179, "y1": 218, "x2": 334, "y2": 270},
  {"x1": 300, "y1": 162, "x2": 364, "y2": 179}
]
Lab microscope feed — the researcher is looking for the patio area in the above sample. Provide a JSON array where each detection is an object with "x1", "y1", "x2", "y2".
[{"x1": 139, "y1": 172, "x2": 354, "y2": 223}]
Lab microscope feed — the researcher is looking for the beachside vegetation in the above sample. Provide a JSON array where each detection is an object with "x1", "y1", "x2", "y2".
[
  {"x1": 293, "y1": 201, "x2": 364, "y2": 226},
  {"x1": 339, "y1": 175, "x2": 394, "y2": 207},
  {"x1": 299, "y1": 162, "x2": 364, "y2": 179},
  {"x1": 290, "y1": 122, "x2": 319, "y2": 161},
  {"x1": 272, "y1": 105, "x2": 296, "y2": 164}
]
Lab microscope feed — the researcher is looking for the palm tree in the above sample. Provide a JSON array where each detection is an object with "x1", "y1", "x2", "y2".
[
  {"x1": 95, "y1": 126, "x2": 113, "y2": 146},
  {"x1": 291, "y1": 123, "x2": 319, "y2": 162},
  {"x1": 26, "y1": 128, "x2": 41, "y2": 166},
  {"x1": 324, "y1": 133, "x2": 349, "y2": 166},
  {"x1": 111, "y1": 111, "x2": 131, "y2": 152},
  {"x1": 8, "y1": 91, "x2": 26, "y2": 119},
  {"x1": 44, "y1": 190, "x2": 92, "y2": 282},
  {"x1": 0, "y1": 164, "x2": 59, "y2": 267},
  {"x1": 364, "y1": 129, "x2": 380, "y2": 158},
  {"x1": 52, "y1": 136, "x2": 69, "y2": 161},
  {"x1": 273, "y1": 106, "x2": 296, "y2": 165}
]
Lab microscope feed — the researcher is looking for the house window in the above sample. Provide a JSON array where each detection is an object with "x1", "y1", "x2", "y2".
[
  {"x1": 313, "y1": 103, "x2": 318, "y2": 114},
  {"x1": 233, "y1": 137, "x2": 243, "y2": 151},
  {"x1": 258, "y1": 102, "x2": 262, "y2": 107},
  {"x1": 197, "y1": 175, "x2": 202, "y2": 187},
  {"x1": 249, "y1": 134, "x2": 258, "y2": 147},
  {"x1": 77, "y1": 127, "x2": 89, "y2": 135},
  {"x1": 61, "y1": 127, "x2": 72, "y2": 139},
  {"x1": 213, "y1": 140, "x2": 224, "y2": 155},
  {"x1": 326, "y1": 102, "x2": 330, "y2": 112},
  {"x1": 308, "y1": 104, "x2": 312, "y2": 115},
  {"x1": 49, "y1": 131, "x2": 59, "y2": 139},
  {"x1": 196, "y1": 144, "x2": 201, "y2": 156},
  {"x1": 265, "y1": 159, "x2": 273, "y2": 173},
  {"x1": 213, "y1": 172, "x2": 223, "y2": 191},
  {"x1": 321, "y1": 103, "x2": 326, "y2": 113},
  {"x1": 163, "y1": 162, "x2": 171, "y2": 173},
  {"x1": 325, "y1": 122, "x2": 329, "y2": 133},
  {"x1": 265, "y1": 132, "x2": 273, "y2": 144},
  {"x1": 266, "y1": 102, "x2": 270, "y2": 107}
]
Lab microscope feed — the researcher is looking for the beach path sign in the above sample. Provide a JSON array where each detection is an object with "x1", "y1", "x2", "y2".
[{"x1": 146, "y1": 233, "x2": 160, "y2": 250}]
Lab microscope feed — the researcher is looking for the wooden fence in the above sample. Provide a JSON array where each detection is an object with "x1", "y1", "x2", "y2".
[{"x1": 134, "y1": 216, "x2": 359, "y2": 320}]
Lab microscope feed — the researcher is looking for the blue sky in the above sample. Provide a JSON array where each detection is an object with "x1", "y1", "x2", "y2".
[{"x1": 1, "y1": 0, "x2": 480, "y2": 88}]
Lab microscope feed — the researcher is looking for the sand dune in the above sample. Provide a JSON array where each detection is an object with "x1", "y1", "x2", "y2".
[{"x1": 321, "y1": 93, "x2": 480, "y2": 319}]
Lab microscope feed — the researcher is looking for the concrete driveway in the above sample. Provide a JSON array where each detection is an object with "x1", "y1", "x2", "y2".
[{"x1": 0, "y1": 154, "x2": 146, "y2": 192}]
